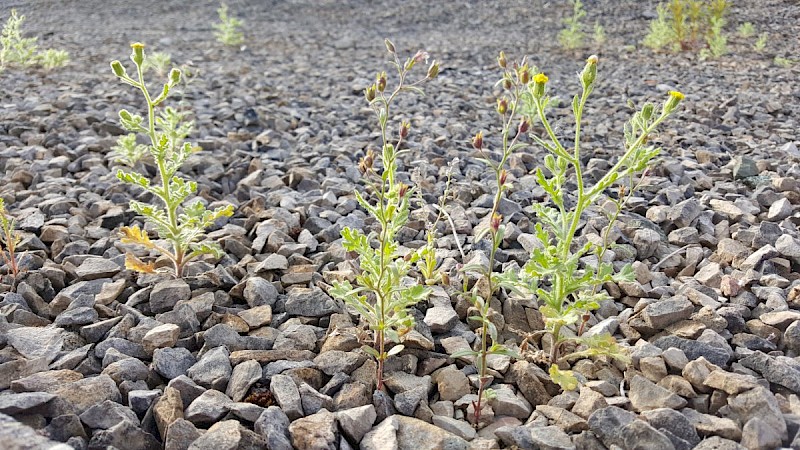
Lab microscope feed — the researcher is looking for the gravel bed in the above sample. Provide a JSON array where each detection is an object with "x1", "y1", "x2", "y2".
[{"x1": 1, "y1": 0, "x2": 800, "y2": 449}]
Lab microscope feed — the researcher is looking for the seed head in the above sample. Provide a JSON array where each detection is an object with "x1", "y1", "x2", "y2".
[
  {"x1": 426, "y1": 60, "x2": 440, "y2": 79},
  {"x1": 384, "y1": 38, "x2": 396, "y2": 54},
  {"x1": 376, "y1": 72, "x2": 387, "y2": 92},
  {"x1": 110, "y1": 60, "x2": 126, "y2": 78},
  {"x1": 497, "y1": 51, "x2": 507, "y2": 69},
  {"x1": 518, "y1": 118, "x2": 530, "y2": 134},
  {"x1": 496, "y1": 97, "x2": 509, "y2": 115},
  {"x1": 399, "y1": 120, "x2": 410, "y2": 139},
  {"x1": 518, "y1": 64, "x2": 531, "y2": 84},
  {"x1": 359, "y1": 149, "x2": 376, "y2": 174},
  {"x1": 581, "y1": 55, "x2": 598, "y2": 88},
  {"x1": 398, "y1": 183, "x2": 409, "y2": 198},
  {"x1": 472, "y1": 131, "x2": 484, "y2": 150},
  {"x1": 365, "y1": 84, "x2": 377, "y2": 102},
  {"x1": 490, "y1": 213, "x2": 502, "y2": 232},
  {"x1": 499, "y1": 169, "x2": 508, "y2": 186}
]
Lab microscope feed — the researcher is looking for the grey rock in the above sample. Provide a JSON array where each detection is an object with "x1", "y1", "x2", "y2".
[
  {"x1": 336, "y1": 404, "x2": 377, "y2": 443},
  {"x1": 188, "y1": 346, "x2": 232, "y2": 390},
  {"x1": 693, "y1": 436, "x2": 746, "y2": 450},
  {"x1": 432, "y1": 415, "x2": 477, "y2": 441},
  {"x1": 45, "y1": 414, "x2": 87, "y2": 442},
  {"x1": 167, "y1": 375, "x2": 207, "y2": 410},
  {"x1": 255, "y1": 254, "x2": 289, "y2": 273},
  {"x1": 313, "y1": 350, "x2": 366, "y2": 376},
  {"x1": 727, "y1": 386, "x2": 787, "y2": 441},
  {"x1": 79, "y1": 399, "x2": 138, "y2": 429},
  {"x1": 669, "y1": 199, "x2": 702, "y2": 228},
  {"x1": 394, "y1": 385, "x2": 427, "y2": 416},
  {"x1": 270, "y1": 374, "x2": 303, "y2": 420},
  {"x1": 739, "y1": 351, "x2": 800, "y2": 394},
  {"x1": 0, "y1": 392, "x2": 56, "y2": 414},
  {"x1": 776, "y1": 234, "x2": 800, "y2": 259},
  {"x1": 142, "y1": 323, "x2": 181, "y2": 354},
  {"x1": 0, "y1": 412, "x2": 73, "y2": 450},
  {"x1": 433, "y1": 365, "x2": 471, "y2": 402},
  {"x1": 0, "y1": 357, "x2": 49, "y2": 390},
  {"x1": 153, "y1": 347, "x2": 197, "y2": 380},
  {"x1": 587, "y1": 406, "x2": 635, "y2": 447},
  {"x1": 153, "y1": 387, "x2": 184, "y2": 439},
  {"x1": 165, "y1": 419, "x2": 202, "y2": 450},
  {"x1": 6, "y1": 326, "x2": 63, "y2": 361},
  {"x1": 740, "y1": 417, "x2": 782, "y2": 450},
  {"x1": 289, "y1": 409, "x2": 337, "y2": 450},
  {"x1": 75, "y1": 257, "x2": 120, "y2": 281},
  {"x1": 243, "y1": 277, "x2": 279, "y2": 307},
  {"x1": 424, "y1": 306, "x2": 460, "y2": 333},
  {"x1": 299, "y1": 383, "x2": 332, "y2": 415},
  {"x1": 87, "y1": 419, "x2": 160, "y2": 450},
  {"x1": 490, "y1": 385, "x2": 532, "y2": 419},
  {"x1": 254, "y1": 406, "x2": 292, "y2": 450},
  {"x1": 128, "y1": 389, "x2": 161, "y2": 417},
  {"x1": 102, "y1": 357, "x2": 150, "y2": 384},
  {"x1": 285, "y1": 288, "x2": 341, "y2": 317},
  {"x1": 188, "y1": 420, "x2": 266, "y2": 450},
  {"x1": 629, "y1": 374, "x2": 688, "y2": 411},
  {"x1": 641, "y1": 408, "x2": 701, "y2": 446},
  {"x1": 226, "y1": 360, "x2": 261, "y2": 402},
  {"x1": 54, "y1": 306, "x2": 98, "y2": 327},
  {"x1": 360, "y1": 414, "x2": 468, "y2": 450},
  {"x1": 185, "y1": 389, "x2": 233, "y2": 425},
  {"x1": 732, "y1": 156, "x2": 759, "y2": 179},
  {"x1": 150, "y1": 279, "x2": 191, "y2": 314},
  {"x1": 652, "y1": 335, "x2": 730, "y2": 367},
  {"x1": 55, "y1": 374, "x2": 121, "y2": 415}
]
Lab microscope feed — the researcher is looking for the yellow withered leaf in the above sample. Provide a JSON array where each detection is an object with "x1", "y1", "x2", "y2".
[
  {"x1": 125, "y1": 253, "x2": 156, "y2": 273},
  {"x1": 120, "y1": 225, "x2": 156, "y2": 249}
]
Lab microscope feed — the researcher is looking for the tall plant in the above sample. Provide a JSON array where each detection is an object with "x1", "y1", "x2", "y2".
[{"x1": 330, "y1": 40, "x2": 439, "y2": 390}]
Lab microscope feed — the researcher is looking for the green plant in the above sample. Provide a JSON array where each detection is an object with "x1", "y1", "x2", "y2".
[
  {"x1": 0, "y1": 199, "x2": 21, "y2": 285},
  {"x1": 330, "y1": 40, "x2": 439, "y2": 391},
  {"x1": 142, "y1": 51, "x2": 172, "y2": 77},
  {"x1": 737, "y1": 22, "x2": 755, "y2": 38},
  {"x1": 754, "y1": 32, "x2": 768, "y2": 52},
  {"x1": 516, "y1": 56, "x2": 684, "y2": 389},
  {"x1": 454, "y1": 52, "x2": 539, "y2": 426},
  {"x1": 593, "y1": 22, "x2": 606, "y2": 46},
  {"x1": 110, "y1": 43, "x2": 233, "y2": 277},
  {"x1": 412, "y1": 163, "x2": 456, "y2": 286},
  {"x1": 559, "y1": 0, "x2": 587, "y2": 50},
  {"x1": 213, "y1": 3, "x2": 244, "y2": 46},
  {"x1": 110, "y1": 106, "x2": 193, "y2": 167},
  {"x1": 0, "y1": 9, "x2": 69, "y2": 71},
  {"x1": 643, "y1": 0, "x2": 730, "y2": 54},
  {"x1": 774, "y1": 56, "x2": 796, "y2": 68},
  {"x1": 36, "y1": 49, "x2": 69, "y2": 69}
]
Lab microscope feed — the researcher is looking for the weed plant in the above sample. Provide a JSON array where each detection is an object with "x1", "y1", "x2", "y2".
[
  {"x1": 516, "y1": 56, "x2": 684, "y2": 389},
  {"x1": 110, "y1": 43, "x2": 233, "y2": 277},
  {"x1": 0, "y1": 199, "x2": 21, "y2": 286},
  {"x1": 737, "y1": 22, "x2": 755, "y2": 38},
  {"x1": 0, "y1": 9, "x2": 68, "y2": 71},
  {"x1": 753, "y1": 33, "x2": 768, "y2": 52},
  {"x1": 643, "y1": 0, "x2": 730, "y2": 55},
  {"x1": 559, "y1": 0, "x2": 587, "y2": 50},
  {"x1": 142, "y1": 51, "x2": 172, "y2": 76},
  {"x1": 330, "y1": 40, "x2": 439, "y2": 391},
  {"x1": 213, "y1": 3, "x2": 244, "y2": 47}
]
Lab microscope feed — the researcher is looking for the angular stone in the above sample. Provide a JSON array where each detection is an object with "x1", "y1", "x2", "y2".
[
  {"x1": 79, "y1": 399, "x2": 138, "y2": 429},
  {"x1": 254, "y1": 406, "x2": 292, "y2": 450},
  {"x1": 424, "y1": 306, "x2": 459, "y2": 333},
  {"x1": 506, "y1": 361, "x2": 552, "y2": 406},
  {"x1": 6, "y1": 326, "x2": 63, "y2": 362},
  {"x1": 433, "y1": 365, "x2": 470, "y2": 402},
  {"x1": 741, "y1": 417, "x2": 782, "y2": 450},
  {"x1": 185, "y1": 389, "x2": 233, "y2": 425},
  {"x1": 142, "y1": 323, "x2": 181, "y2": 354},
  {"x1": 285, "y1": 288, "x2": 341, "y2": 317},
  {"x1": 629, "y1": 375, "x2": 687, "y2": 412},
  {"x1": 490, "y1": 386, "x2": 532, "y2": 419},
  {"x1": 187, "y1": 346, "x2": 232, "y2": 391},
  {"x1": 739, "y1": 351, "x2": 800, "y2": 394},
  {"x1": 641, "y1": 408, "x2": 700, "y2": 446},
  {"x1": 88, "y1": 419, "x2": 160, "y2": 450},
  {"x1": 336, "y1": 404, "x2": 377, "y2": 443},
  {"x1": 154, "y1": 387, "x2": 184, "y2": 439},
  {"x1": 11, "y1": 369, "x2": 81, "y2": 393},
  {"x1": 165, "y1": 418, "x2": 202, "y2": 450},
  {"x1": 188, "y1": 419, "x2": 266, "y2": 450},
  {"x1": 652, "y1": 335, "x2": 730, "y2": 367},
  {"x1": 360, "y1": 414, "x2": 468, "y2": 450},
  {"x1": 103, "y1": 357, "x2": 150, "y2": 384},
  {"x1": 536, "y1": 405, "x2": 588, "y2": 433},
  {"x1": 572, "y1": 386, "x2": 608, "y2": 419},
  {"x1": 313, "y1": 350, "x2": 366, "y2": 376},
  {"x1": 727, "y1": 386, "x2": 787, "y2": 442},
  {"x1": 270, "y1": 374, "x2": 303, "y2": 420},
  {"x1": 289, "y1": 409, "x2": 337, "y2": 450},
  {"x1": 238, "y1": 305, "x2": 272, "y2": 329},
  {"x1": 0, "y1": 392, "x2": 56, "y2": 415},
  {"x1": 75, "y1": 257, "x2": 120, "y2": 281},
  {"x1": 0, "y1": 412, "x2": 71, "y2": 449},
  {"x1": 702, "y1": 369, "x2": 759, "y2": 395},
  {"x1": 55, "y1": 374, "x2": 121, "y2": 415},
  {"x1": 682, "y1": 408, "x2": 742, "y2": 441},
  {"x1": 227, "y1": 360, "x2": 261, "y2": 402},
  {"x1": 153, "y1": 347, "x2": 197, "y2": 380}
]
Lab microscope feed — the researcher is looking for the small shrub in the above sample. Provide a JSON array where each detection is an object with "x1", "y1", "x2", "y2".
[
  {"x1": 0, "y1": 199, "x2": 21, "y2": 285},
  {"x1": 753, "y1": 32, "x2": 768, "y2": 52},
  {"x1": 110, "y1": 43, "x2": 233, "y2": 277},
  {"x1": 330, "y1": 40, "x2": 439, "y2": 391},
  {"x1": 0, "y1": 9, "x2": 69, "y2": 71},
  {"x1": 559, "y1": 0, "x2": 587, "y2": 50},
  {"x1": 213, "y1": 3, "x2": 244, "y2": 47},
  {"x1": 593, "y1": 22, "x2": 606, "y2": 46},
  {"x1": 643, "y1": 0, "x2": 730, "y2": 55},
  {"x1": 737, "y1": 22, "x2": 755, "y2": 38},
  {"x1": 774, "y1": 56, "x2": 796, "y2": 68}
]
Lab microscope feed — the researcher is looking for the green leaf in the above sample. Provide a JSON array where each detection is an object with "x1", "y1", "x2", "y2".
[
  {"x1": 450, "y1": 349, "x2": 478, "y2": 359},
  {"x1": 386, "y1": 344, "x2": 405, "y2": 357},
  {"x1": 549, "y1": 364, "x2": 579, "y2": 391},
  {"x1": 362, "y1": 345, "x2": 380, "y2": 359}
]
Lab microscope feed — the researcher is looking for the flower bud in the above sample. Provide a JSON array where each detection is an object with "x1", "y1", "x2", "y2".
[
  {"x1": 641, "y1": 102, "x2": 655, "y2": 120},
  {"x1": 581, "y1": 55, "x2": 598, "y2": 89},
  {"x1": 399, "y1": 120, "x2": 410, "y2": 139},
  {"x1": 426, "y1": 60, "x2": 439, "y2": 79},
  {"x1": 496, "y1": 97, "x2": 508, "y2": 115},
  {"x1": 497, "y1": 51, "x2": 507, "y2": 69},
  {"x1": 110, "y1": 60, "x2": 126, "y2": 78},
  {"x1": 130, "y1": 42, "x2": 145, "y2": 67},
  {"x1": 499, "y1": 169, "x2": 508, "y2": 186},
  {"x1": 376, "y1": 71, "x2": 387, "y2": 92},
  {"x1": 359, "y1": 149, "x2": 376, "y2": 174},
  {"x1": 502, "y1": 77, "x2": 512, "y2": 90},
  {"x1": 532, "y1": 72, "x2": 548, "y2": 99},
  {"x1": 169, "y1": 68, "x2": 181, "y2": 86},
  {"x1": 518, "y1": 118, "x2": 530, "y2": 134},
  {"x1": 398, "y1": 183, "x2": 409, "y2": 198},
  {"x1": 384, "y1": 38, "x2": 396, "y2": 54},
  {"x1": 664, "y1": 90, "x2": 685, "y2": 114},
  {"x1": 490, "y1": 213, "x2": 502, "y2": 233},
  {"x1": 413, "y1": 50, "x2": 429, "y2": 63},
  {"x1": 472, "y1": 131, "x2": 483, "y2": 150},
  {"x1": 518, "y1": 64, "x2": 531, "y2": 84},
  {"x1": 365, "y1": 84, "x2": 377, "y2": 102}
]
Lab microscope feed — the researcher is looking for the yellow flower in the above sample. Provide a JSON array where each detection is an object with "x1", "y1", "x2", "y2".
[
  {"x1": 533, "y1": 73, "x2": 549, "y2": 84},
  {"x1": 668, "y1": 90, "x2": 685, "y2": 100}
]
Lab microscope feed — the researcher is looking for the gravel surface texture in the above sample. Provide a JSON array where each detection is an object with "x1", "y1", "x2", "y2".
[{"x1": 1, "y1": 0, "x2": 800, "y2": 449}]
